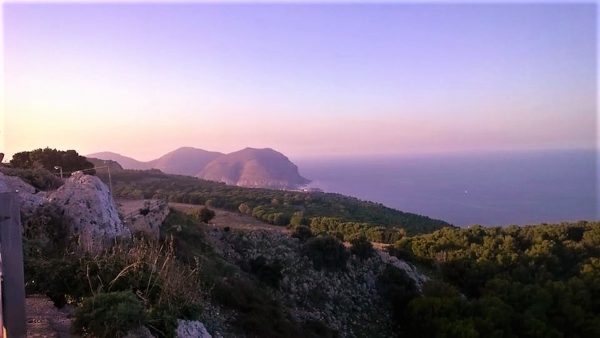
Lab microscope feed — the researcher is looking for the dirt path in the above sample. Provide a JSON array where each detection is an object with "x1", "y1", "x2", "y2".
[
  {"x1": 26, "y1": 296, "x2": 74, "y2": 338},
  {"x1": 168, "y1": 202, "x2": 291, "y2": 234}
]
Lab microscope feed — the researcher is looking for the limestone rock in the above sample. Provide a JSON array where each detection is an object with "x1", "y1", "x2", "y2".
[
  {"x1": 48, "y1": 171, "x2": 130, "y2": 251},
  {"x1": 0, "y1": 171, "x2": 45, "y2": 212},
  {"x1": 378, "y1": 250, "x2": 429, "y2": 290},
  {"x1": 176, "y1": 320, "x2": 212, "y2": 338},
  {"x1": 122, "y1": 199, "x2": 169, "y2": 239}
]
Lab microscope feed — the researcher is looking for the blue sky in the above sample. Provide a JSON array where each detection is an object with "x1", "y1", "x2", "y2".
[{"x1": 3, "y1": 3, "x2": 597, "y2": 160}]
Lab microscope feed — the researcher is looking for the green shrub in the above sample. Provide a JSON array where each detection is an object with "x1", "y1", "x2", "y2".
[
  {"x1": 350, "y1": 236, "x2": 375, "y2": 259},
  {"x1": 290, "y1": 212, "x2": 309, "y2": 226},
  {"x1": 73, "y1": 291, "x2": 145, "y2": 338},
  {"x1": 292, "y1": 225, "x2": 314, "y2": 242},
  {"x1": 248, "y1": 256, "x2": 283, "y2": 288},
  {"x1": 302, "y1": 235, "x2": 349, "y2": 271},
  {"x1": 22, "y1": 202, "x2": 73, "y2": 256},
  {"x1": 191, "y1": 207, "x2": 216, "y2": 223},
  {"x1": 212, "y1": 277, "x2": 301, "y2": 337},
  {"x1": 376, "y1": 265, "x2": 419, "y2": 325},
  {"x1": 0, "y1": 167, "x2": 63, "y2": 190}
]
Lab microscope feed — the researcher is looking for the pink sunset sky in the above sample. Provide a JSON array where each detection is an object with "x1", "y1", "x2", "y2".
[{"x1": 2, "y1": 2, "x2": 597, "y2": 160}]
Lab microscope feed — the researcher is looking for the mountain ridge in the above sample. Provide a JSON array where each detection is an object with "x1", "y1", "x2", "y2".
[{"x1": 87, "y1": 146, "x2": 309, "y2": 189}]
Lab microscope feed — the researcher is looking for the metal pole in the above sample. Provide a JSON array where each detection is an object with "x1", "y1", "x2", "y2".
[
  {"x1": 0, "y1": 193, "x2": 26, "y2": 337},
  {"x1": 107, "y1": 164, "x2": 113, "y2": 194}
]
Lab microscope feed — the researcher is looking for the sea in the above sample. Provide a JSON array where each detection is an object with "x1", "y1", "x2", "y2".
[{"x1": 296, "y1": 149, "x2": 599, "y2": 227}]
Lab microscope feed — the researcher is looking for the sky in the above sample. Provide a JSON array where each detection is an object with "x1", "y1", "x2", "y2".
[{"x1": 2, "y1": 2, "x2": 597, "y2": 161}]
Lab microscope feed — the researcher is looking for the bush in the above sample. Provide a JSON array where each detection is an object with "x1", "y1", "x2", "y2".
[
  {"x1": 302, "y1": 235, "x2": 349, "y2": 271},
  {"x1": 290, "y1": 212, "x2": 309, "y2": 226},
  {"x1": 73, "y1": 291, "x2": 145, "y2": 338},
  {"x1": 212, "y1": 277, "x2": 301, "y2": 337},
  {"x1": 350, "y1": 236, "x2": 375, "y2": 259},
  {"x1": 292, "y1": 225, "x2": 314, "y2": 242},
  {"x1": 248, "y1": 256, "x2": 283, "y2": 288},
  {"x1": 25, "y1": 235, "x2": 205, "y2": 333},
  {"x1": 191, "y1": 207, "x2": 216, "y2": 223},
  {"x1": 377, "y1": 265, "x2": 419, "y2": 324},
  {"x1": 0, "y1": 167, "x2": 63, "y2": 190},
  {"x1": 22, "y1": 202, "x2": 73, "y2": 256}
]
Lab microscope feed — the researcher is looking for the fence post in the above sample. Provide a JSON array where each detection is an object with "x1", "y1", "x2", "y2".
[{"x1": 0, "y1": 192, "x2": 26, "y2": 337}]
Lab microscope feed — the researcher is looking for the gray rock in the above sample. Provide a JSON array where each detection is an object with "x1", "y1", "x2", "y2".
[
  {"x1": 48, "y1": 171, "x2": 130, "y2": 251},
  {"x1": 176, "y1": 320, "x2": 212, "y2": 338},
  {"x1": 124, "y1": 200, "x2": 169, "y2": 239},
  {"x1": 0, "y1": 171, "x2": 45, "y2": 212}
]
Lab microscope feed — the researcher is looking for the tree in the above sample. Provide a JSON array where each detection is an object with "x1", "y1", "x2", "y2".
[
  {"x1": 10, "y1": 148, "x2": 95, "y2": 175},
  {"x1": 302, "y1": 235, "x2": 349, "y2": 271},
  {"x1": 191, "y1": 207, "x2": 216, "y2": 223},
  {"x1": 238, "y1": 203, "x2": 251, "y2": 214},
  {"x1": 292, "y1": 225, "x2": 314, "y2": 242},
  {"x1": 350, "y1": 236, "x2": 375, "y2": 259}
]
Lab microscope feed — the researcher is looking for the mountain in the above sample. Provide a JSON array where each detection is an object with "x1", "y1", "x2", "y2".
[
  {"x1": 146, "y1": 147, "x2": 223, "y2": 176},
  {"x1": 198, "y1": 147, "x2": 310, "y2": 189},
  {"x1": 86, "y1": 157, "x2": 124, "y2": 172},
  {"x1": 88, "y1": 147, "x2": 310, "y2": 189},
  {"x1": 86, "y1": 151, "x2": 147, "y2": 170}
]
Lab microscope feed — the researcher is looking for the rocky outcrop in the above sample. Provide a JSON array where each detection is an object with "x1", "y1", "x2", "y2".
[
  {"x1": 176, "y1": 320, "x2": 212, "y2": 338},
  {"x1": 123, "y1": 200, "x2": 169, "y2": 239},
  {"x1": 48, "y1": 172, "x2": 130, "y2": 251},
  {"x1": 207, "y1": 229, "x2": 401, "y2": 336},
  {"x1": 0, "y1": 171, "x2": 45, "y2": 212},
  {"x1": 378, "y1": 250, "x2": 429, "y2": 290}
]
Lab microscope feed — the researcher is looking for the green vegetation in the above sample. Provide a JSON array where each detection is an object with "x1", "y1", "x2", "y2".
[
  {"x1": 381, "y1": 221, "x2": 600, "y2": 337},
  {"x1": 0, "y1": 166, "x2": 63, "y2": 190},
  {"x1": 9, "y1": 147, "x2": 95, "y2": 175},
  {"x1": 190, "y1": 206, "x2": 216, "y2": 223},
  {"x1": 310, "y1": 217, "x2": 406, "y2": 243},
  {"x1": 73, "y1": 291, "x2": 145, "y2": 338},
  {"x1": 350, "y1": 236, "x2": 375, "y2": 259},
  {"x1": 302, "y1": 235, "x2": 349, "y2": 271},
  {"x1": 162, "y1": 209, "x2": 335, "y2": 337},
  {"x1": 97, "y1": 169, "x2": 449, "y2": 238},
  {"x1": 292, "y1": 225, "x2": 315, "y2": 242},
  {"x1": 23, "y1": 206, "x2": 204, "y2": 337}
]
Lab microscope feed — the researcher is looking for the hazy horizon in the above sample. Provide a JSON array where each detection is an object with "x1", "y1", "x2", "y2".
[{"x1": 3, "y1": 3, "x2": 598, "y2": 160}]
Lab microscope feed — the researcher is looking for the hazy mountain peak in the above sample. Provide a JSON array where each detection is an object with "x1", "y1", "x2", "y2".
[
  {"x1": 88, "y1": 147, "x2": 309, "y2": 189},
  {"x1": 198, "y1": 148, "x2": 309, "y2": 189}
]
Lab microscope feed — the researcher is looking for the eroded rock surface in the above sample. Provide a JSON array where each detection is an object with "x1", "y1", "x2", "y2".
[
  {"x1": 0, "y1": 171, "x2": 45, "y2": 212},
  {"x1": 48, "y1": 172, "x2": 130, "y2": 251},
  {"x1": 176, "y1": 320, "x2": 212, "y2": 338}
]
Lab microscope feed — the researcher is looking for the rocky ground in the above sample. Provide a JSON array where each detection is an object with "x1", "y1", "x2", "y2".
[
  {"x1": 26, "y1": 296, "x2": 74, "y2": 338},
  {"x1": 204, "y1": 227, "x2": 426, "y2": 337}
]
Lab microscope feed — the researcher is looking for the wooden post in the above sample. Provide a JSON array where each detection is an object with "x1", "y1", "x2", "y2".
[{"x1": 0, "y1": 192, "x2": 26, "y2": 337}]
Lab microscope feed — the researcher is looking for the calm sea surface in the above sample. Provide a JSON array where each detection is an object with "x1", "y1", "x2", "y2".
[{"x1": 296, "y1": 150, "x2": 599, "y2": 227}]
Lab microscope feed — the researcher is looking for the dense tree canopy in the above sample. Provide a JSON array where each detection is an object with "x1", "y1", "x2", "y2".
[
  {"x1": 10, "y1": 148, "x2": 95, "y2": 175},
  {"x1": 383, "y1": 222, "x2": 600, "y2": 337}
]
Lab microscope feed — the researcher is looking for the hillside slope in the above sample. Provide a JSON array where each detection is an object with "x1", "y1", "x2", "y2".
[
  {"x1": 87, "y1": 151, "x2": 147, "y2": 170},
  {"x1": 147, "y1": 147, "x2": 223, "y2": 176},
  {"x1": 97, "y1": 169, "x2": 450, "y2": 235},
  {"x1": 198, "y1": 147, "x2": 310, "y2": 189}
]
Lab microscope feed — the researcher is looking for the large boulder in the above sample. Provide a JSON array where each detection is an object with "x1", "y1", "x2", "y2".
[
  {"x1": 176, "y1": 320, "x2": 212, "y2": 338},
  {"x1": 0, "y1": 171, "x2": 45, "y2": 212},
  {"x1": 48, "y1": 172, "x2": 130, "y2": 251}
]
